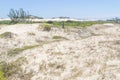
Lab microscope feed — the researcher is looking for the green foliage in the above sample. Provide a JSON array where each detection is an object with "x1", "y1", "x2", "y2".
[
  {"x1": 46, "y1": 21, "x2": 53, "y2": 24},
  {"x1": 49, "y1": 21, "x2": 106, "y2": 28},
  {"x1": 1, "y1": 62, "x2": 22, "y2": 78},
  {"x1": 0, "y1": 20, "x2": 12, "y2": 25},
  {"x1": 8, "y1": 45, "x2": 39, "y2": 56},
  {"x1": 0, "y1": 20, "x2": 36, "y2": 25},
  {"x1": 0, "y1": 69, "x2": 6, "y2": 80},
  {"x1": 8, "y1": 8, "x2": 30, "y2": 23},
  {"x1": 0, "y1": 32, "x2": 13, "y2": 38},
  {"x1": 42, "y1": 23, "x2": 52, "y2": 31},
  {"x1": 0, "y1": 57, "x2": 27, "y2": 79}
]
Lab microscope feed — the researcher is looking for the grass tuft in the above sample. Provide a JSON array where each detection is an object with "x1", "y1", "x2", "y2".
[
  {"x1": 0, "y1": 57, "x2": 27, "y2": 79},
  {"x1": 0, "y1": 69, "x2": 6, "y2": 80},
  {"x1": 27, "y1": 32, "x2": 35, "y2": 36},
  {"x1": 7, "y1": 45, "x2": 39, "y2": 56},
  {"x1": 52, "y1": 36, "x2": 68, "y2": 40},
  {"x1": 0, "y1": 32, "x2": 13, "y2": 38}
]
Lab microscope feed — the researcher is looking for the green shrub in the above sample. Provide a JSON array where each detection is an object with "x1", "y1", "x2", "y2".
[
  {"x1": 0, "y1": 32, "x2": 13, "y2": 38},
  {"x1": 47, "y1": 21, "x2": 53, "y2": 24},
  {"x1": 0, "y1": 20, "x2": 12, "y2": 25},
  {"x1": 0, "y1": 69, "x2": 6, "y2": 80},
  {"x1": 42, "y1": 24, "x2": 52, "y2": 31},
  {"x1": 38, "y1": 23, "x2": 52, "y2": 31},
  {"x1": 50, "y1": 21, "x2": 106, "y2": 28}
]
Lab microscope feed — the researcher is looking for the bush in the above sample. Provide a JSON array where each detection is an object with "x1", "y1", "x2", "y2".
[
  {"x1": 43, "y1": 25, "x2": 51, "y2": 31},
  {"x1": 47, "y1": 21, "x2": 53, "y2": 24},
  {"x1": 42, "y1": 24, "x2": 52, "y2": 31}
]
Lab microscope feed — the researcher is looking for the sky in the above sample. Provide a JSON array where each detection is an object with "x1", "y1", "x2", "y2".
[{"x1": 0, "y1": 0, "x2": 120, "y2": 19}]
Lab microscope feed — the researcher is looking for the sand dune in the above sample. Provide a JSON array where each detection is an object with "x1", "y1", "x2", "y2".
[{"x1": 0, "y1": 23, "x2": 120, "y2": 80}]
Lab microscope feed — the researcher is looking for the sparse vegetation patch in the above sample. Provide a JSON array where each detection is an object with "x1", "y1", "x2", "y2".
[
  {"x1": 27, "y1": 32, "x2": 35, "y2": 36},
  {"x1": 0, "y1": 61, "x2": 22, "y2": 78},
  {"x1": 0, "y1": 68, "x2": 6, "y2": 80},
  {"x1": 52, "y1": 35, "x2": 68, "y2": 40},
  {"x1": 0, "y1": 57, "x2": 27, "y2": 79},
  {"x1": 0, "y1": 32, "x2": 14, "y2": 38},
  {"x1": 41, "y1": 23, "x2": 52, "y2": 31},
  {"x1": 49, "y1": 21, "x2": 107, "y2": 28},
  {"x1": 7, "y1": 45, "x2": 39, "y2": 56},
  {"x1": 0, "y1": 20, "x2": 12, "y2": 25}
]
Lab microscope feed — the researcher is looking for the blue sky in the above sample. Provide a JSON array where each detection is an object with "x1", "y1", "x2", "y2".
[{"x1": 0, "y1": 0, "x2": 120, "y2": 19}]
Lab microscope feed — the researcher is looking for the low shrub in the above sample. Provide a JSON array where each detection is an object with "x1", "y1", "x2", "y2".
[
  {"x1": 0, "y1": 20, "x2": 12, "y2": 25},
  {"x1": 47, "y1": 21, "x2": 53, "y2": 24},
  {"x1": 37, "y1": 23, "x2": 52, "y2": 31},
  {"x1": 43, "y1": 25, "x2": 51, "y2": 31},
  {"x1": 42, "y1": 23, "x2": 52, "y2": 31}
]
